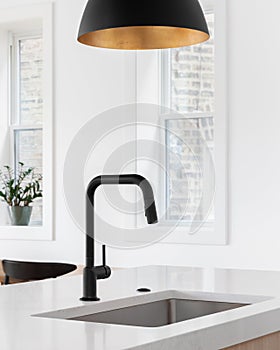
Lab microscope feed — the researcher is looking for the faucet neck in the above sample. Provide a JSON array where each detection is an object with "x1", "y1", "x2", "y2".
[{"x1": 86, "y1": 175, "x2": 147, "y2": 268}]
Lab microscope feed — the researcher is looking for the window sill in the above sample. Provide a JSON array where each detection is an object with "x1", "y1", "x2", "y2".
[{"x1": 0, "y1": 225, "x2": 53, "y2": 241}]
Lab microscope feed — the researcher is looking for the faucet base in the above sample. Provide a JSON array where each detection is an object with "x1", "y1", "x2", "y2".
[{"x1": 80, "y1": 296, "x2": 100, "y2": 302}]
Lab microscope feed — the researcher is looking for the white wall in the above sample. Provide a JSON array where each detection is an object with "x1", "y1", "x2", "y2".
[
  {"x1": 0, "y1": 0, "x2": 135, "y2": 264},
  {"x1": 1, "y1": 0, "x2": 280, "y2": 271},
  {"x1": 111, "y1": 0, "x2": 280, "y2": 271},
  {"x1": 110, "y1": 0, "x2": 280, "y2": 271}
]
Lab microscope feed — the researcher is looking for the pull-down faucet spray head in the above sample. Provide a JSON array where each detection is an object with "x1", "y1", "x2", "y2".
[
  {"x1": 145, "y1": 201, "x2": 158, "y2": 224},
  {"x1": 137, "y1": 176, "x2": 158, "y2": 224}
]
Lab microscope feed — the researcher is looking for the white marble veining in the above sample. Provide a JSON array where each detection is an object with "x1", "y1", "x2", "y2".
[{"x1": 1, "y1": 266, "x2": 280, "y2": 349}]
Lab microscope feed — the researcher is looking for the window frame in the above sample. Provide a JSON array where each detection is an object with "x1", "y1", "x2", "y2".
[
  {"x1": 158, "y1": 0, "x2": 228, "y2": 245},
  {"x1": 0, "y1": 3, "x2": 53, "y2": 241},
  {"x1": 10, "y1": 32, "x2": 44, "y2": 227}
]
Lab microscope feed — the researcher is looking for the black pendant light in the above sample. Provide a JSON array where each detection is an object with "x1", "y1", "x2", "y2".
[{"x1": 78, "y1": 0, "x2": 210, "y2": 50}]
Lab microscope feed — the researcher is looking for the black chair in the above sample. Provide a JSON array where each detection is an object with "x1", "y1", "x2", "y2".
[{"x1": 2, "y1": 260, "x2": 77, "y2": 285}]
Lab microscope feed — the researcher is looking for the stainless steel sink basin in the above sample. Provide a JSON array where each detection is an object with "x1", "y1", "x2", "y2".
[
  {"x1": 36, "y1": 290, "x2": 261, "y2": 328},
  {"x1": 70, "y1": 298, "x2": 248, "y2": 328}
]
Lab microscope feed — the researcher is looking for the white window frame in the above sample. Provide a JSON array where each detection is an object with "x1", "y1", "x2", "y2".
[
  {"x1": 134, "y1": 0, "x2": 227, "y2": 245},
  {"x1": 10, "y1": 31, "x2": 44, "y2": 179},
  {"x1": 160, "y1": 0, "x2": 227, "y2": 245},
  {"x1": 0, "y1": 3, "x2": 53, "y2": 241}
]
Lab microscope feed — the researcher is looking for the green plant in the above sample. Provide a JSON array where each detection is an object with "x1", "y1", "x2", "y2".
[{"x1": 0, "y1": 162, "x2": 43, "y2": 207}]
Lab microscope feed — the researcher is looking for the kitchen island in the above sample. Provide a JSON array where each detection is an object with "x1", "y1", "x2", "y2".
[{"x1": 1, "y1": 265, "x2": 280, "y2": 350}]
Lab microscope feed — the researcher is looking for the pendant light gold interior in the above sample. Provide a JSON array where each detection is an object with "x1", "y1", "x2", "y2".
[{"x1": 78, "y1": 26, "x2": 210, "y2": 50}]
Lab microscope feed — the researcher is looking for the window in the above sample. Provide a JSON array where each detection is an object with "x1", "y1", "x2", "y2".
[
  {"x1": 11, "y1": 34, "x2": 44, "y2": 225},
  {"x1": 0, "y1": 3, "x2": 53, "y2": 240},
  {"x1": 133, "y1": 0, "x2": 226, "y2": 244},
  {"x1": 165, "y1": 115, "x2": 214, "y2": 224},
  {"x1": 162, "y1": 13, "x2": 215, "y2": 226},
  {"x1": 158, "y1": 0, "x2": 227, "y2": 244},
  {"x1": 168, "y1": 13, "x2": 215, "y2": 114}
]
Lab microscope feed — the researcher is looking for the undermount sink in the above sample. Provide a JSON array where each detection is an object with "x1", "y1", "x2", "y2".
[
  {"x1": 35, "y1": 290, "x2": 261, "y2": 328},
  {"x1": 70, "y1": 298, "x2": 248, "y2": 328}
]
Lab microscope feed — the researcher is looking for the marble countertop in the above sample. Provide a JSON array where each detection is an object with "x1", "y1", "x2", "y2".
[{"x1": 1, "y1": 265, "x2": 280, "y2": 349}]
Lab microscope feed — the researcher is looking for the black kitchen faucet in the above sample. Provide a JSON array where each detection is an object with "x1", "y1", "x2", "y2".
[{"x1": 81, "y1": 174, "x2": 158, "y2": 301}]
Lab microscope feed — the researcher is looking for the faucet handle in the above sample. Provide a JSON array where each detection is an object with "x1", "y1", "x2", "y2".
[
  {"x1": 102, "y1": 245, "x2": 106, "y2": 266},
  {"x1": 93, "y1": 245, "x2": 111, "y2": 280}
]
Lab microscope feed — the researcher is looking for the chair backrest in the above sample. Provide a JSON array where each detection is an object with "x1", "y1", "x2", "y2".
[{"x1": 2, "y1": 260, "x2": 77, "y2": 284}]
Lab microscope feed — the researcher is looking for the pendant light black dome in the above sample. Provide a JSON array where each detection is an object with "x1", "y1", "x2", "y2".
[{"x1": 78, "y1": 0, "x2": 210, "y2": 50}]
